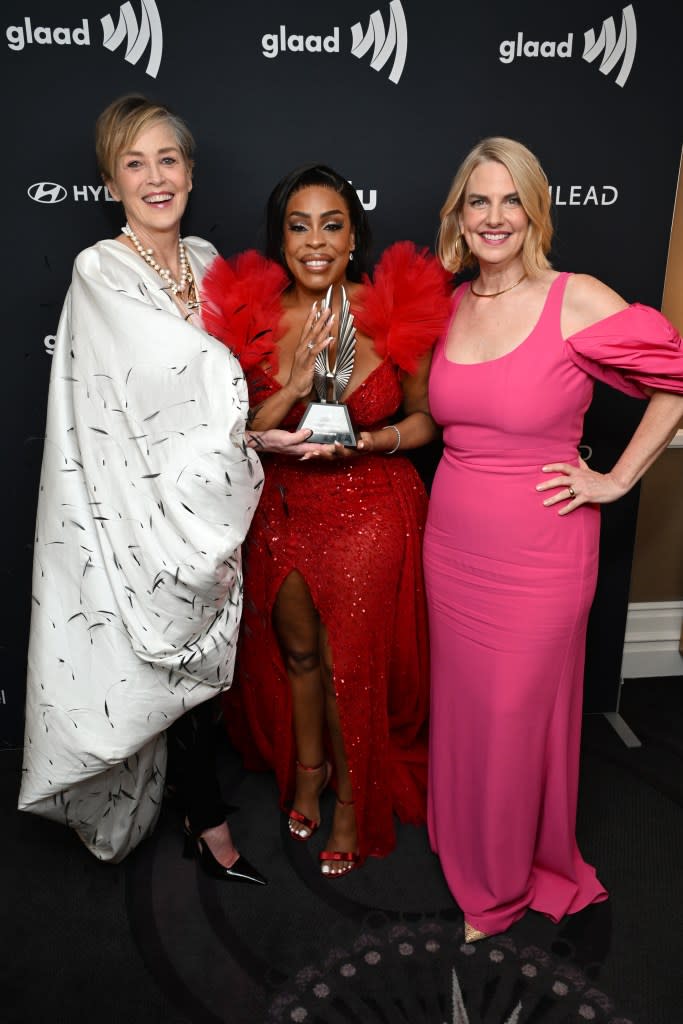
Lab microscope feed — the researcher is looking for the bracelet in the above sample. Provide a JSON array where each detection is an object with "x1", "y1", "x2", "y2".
[{"x1": 382, "y1": 424, "x2": 401, "y2": 454}]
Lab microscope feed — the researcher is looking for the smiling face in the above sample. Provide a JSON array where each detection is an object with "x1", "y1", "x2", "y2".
[
  {"x1": 459, "y1": 160, "x2": 529, "y2": 269},
  {"x1": 106, "y1": 119, "x2": 193, "y2": 240},
  {"x1": 281, "y1": 185, "x2": 355, "y2": 293}
]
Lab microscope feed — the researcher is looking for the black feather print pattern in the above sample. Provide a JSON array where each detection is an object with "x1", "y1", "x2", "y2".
[{"x1": 18, "y1": 237, "x2": 263, "y2": 862}]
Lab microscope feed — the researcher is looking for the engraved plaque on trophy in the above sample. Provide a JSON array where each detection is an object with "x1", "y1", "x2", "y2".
[{"x1": 297, "y1": 284, "x2": 357, "y2": 446}]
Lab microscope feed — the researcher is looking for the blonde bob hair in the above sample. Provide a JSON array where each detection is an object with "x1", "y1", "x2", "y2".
[
  {"x1": 437, "y1": 137, "x2": 553, "y2": 276},
  {"x1": 95, "y1": 94, "x2": 195, "y2": 184}
]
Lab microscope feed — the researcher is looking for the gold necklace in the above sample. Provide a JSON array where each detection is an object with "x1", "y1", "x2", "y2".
[
  {"x1": 178, "y1": 267, "x2": 202, "y2": 321},
  {"x1": 470, "y1": 273, "x2": 527, "y2": 298}
]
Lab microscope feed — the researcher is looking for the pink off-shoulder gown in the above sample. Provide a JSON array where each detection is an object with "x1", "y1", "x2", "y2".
[{"x1": 424, "y1": 271, "x2": 683, "y2": 936}]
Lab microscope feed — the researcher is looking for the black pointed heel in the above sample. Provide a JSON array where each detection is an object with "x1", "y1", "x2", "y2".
[{"x1": 182, "y1": 824, "x2": 267, "y2": 886}]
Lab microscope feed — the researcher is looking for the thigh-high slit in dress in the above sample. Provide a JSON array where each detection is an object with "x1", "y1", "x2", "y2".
[{"x1": 200, "y1": 243, "x2": 451, "y2": 862}]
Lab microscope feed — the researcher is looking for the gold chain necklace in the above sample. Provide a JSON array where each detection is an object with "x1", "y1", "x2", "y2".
[
  {"x1": 180, "y1": 275, "x2": 202, "y2": 321},
  {"x1": 470, "y1": 273, "x2": 527, "y2": 298}
]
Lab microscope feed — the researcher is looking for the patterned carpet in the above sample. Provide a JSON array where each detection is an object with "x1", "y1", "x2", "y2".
[{"x1": 3, "y1": 677, "x2": 682, "y2": 1024}]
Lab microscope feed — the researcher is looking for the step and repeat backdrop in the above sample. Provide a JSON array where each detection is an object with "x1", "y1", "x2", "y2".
[{"x1": 2, "y1": 0, "x2": 679, "y2": 744}]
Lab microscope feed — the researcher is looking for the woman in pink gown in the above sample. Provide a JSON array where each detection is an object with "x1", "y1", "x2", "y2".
[{"x1": 424, "y1": 137, "x2": 683, "y2": 941}]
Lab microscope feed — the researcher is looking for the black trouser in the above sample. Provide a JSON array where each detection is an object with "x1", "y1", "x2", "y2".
[{"x1": 165, "y1": 696, "x2": 226, "y2": 833}]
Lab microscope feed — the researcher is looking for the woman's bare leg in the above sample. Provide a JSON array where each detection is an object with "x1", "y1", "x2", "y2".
[
  {"x1": 319, "y1": 624, "x2": 359, "y2": 873},
  {"x1": 273, "y1": 571, "x2": 328, "y2": 834}
]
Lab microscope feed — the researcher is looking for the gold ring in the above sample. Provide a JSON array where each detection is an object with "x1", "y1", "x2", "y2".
[{"x1": 568, "y1": 486, "x2": 576, "y2": 498}]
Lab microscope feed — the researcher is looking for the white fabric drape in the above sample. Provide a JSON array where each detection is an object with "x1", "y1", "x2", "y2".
[{"x1": 18, "y1": 237, "x2": 263, "y2": 862}]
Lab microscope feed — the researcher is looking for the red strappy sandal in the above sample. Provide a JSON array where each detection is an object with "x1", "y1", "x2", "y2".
[
  {"x1": 287, "y1": 760, "x2": 332, "y2": 841},
  {"x1": 319, "y1": 797, "x2": 360, "y2": 876}
]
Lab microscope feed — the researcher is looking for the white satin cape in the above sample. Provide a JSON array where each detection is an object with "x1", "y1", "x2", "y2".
[{"x1": 18, "y1": 237, "x2": 263, "y2": 862}]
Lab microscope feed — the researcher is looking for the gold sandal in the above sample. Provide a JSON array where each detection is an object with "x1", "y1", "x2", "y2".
[{"x1": 464, "y1": 921, "x2": 489, "y2": 943}]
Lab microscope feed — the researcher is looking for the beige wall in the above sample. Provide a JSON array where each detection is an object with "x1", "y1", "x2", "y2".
[
  {"x1": 662, "y1": 149, "x2": 683, "y2": 331},
  {"x1": 629, "y1": 445, "x2": 683, "y2": 601},
  {"x1": 629, "y1": 148, "x2": 683, "y2": 603}
]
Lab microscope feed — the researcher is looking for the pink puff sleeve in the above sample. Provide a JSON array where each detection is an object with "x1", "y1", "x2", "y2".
[{"x1": 566, "y1": 304, "x2": 683, "y2": 399}]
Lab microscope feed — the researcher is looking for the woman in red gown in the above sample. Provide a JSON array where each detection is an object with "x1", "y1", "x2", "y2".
[{"x1": 201, "y1": 164, "x2": 451, "y2": 873}]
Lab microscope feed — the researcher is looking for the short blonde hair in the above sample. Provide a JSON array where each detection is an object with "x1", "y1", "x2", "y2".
[
  {"x1": 95, "y1": 94, "x2": 195, "y2": 183},
  {"x1": 437, "y1": 137, "x2": 553, "y2": 276}
]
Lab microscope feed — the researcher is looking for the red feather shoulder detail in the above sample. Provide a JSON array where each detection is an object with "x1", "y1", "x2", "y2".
[
  {"x1": 353, "y1": 241, "x2": 452, "y2": 374},
  {"x1": 200, "y1": 250, "x2": 289, "y2": 373}
]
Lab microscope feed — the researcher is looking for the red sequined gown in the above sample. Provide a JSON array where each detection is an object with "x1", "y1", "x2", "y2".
[{"x1": 200, "y1": 243, "x2": 451, "y2": 861}]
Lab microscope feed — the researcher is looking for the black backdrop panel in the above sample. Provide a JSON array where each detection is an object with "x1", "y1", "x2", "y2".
[{"x1": 2, "y1": 0, "x2": 679, "y2": 743}]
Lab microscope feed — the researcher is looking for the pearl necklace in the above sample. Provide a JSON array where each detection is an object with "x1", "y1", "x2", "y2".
[
  {"x1": 122, "y1": 223, "x2": 192, "y2": 295},
  {"x1": 470, "y1": 272, "x2": 527, "y2": 298}
]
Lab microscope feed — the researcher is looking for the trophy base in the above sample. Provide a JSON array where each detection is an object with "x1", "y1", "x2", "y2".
[{"x1": 297, "y1": 402, "x2": 357, "y2": 447}]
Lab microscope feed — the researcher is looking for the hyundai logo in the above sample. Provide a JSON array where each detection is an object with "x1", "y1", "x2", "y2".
[{"x1": 28, "y1": 182, "x2": 68, "y2": 204}]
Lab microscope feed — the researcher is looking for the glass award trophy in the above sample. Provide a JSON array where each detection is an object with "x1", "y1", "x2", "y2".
[{"x1": 297, "y1": 284, "x2": 357, "y2": 446}]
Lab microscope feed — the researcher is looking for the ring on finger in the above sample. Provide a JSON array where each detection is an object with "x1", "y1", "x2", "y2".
[
  {"x1": 568, "y1": 485, "x2": 576, "y2": 498},
  {"x1": 307, "y1": 340, "x2": 315, "y2": 350}
]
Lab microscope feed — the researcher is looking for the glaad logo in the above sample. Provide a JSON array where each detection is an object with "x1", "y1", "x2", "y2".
[
  {"x1": 6, "y1": 18, "x2": 89, "y2": 51},
  {"x1": 498, "y1": 5, "x2": 637, "y2": 88},
  {"x1": 28, "y1": 183, "x2": 115, "y2": 204},
  {"x1": 28, "y1": 182, "x2": 68, "y2": 204},
  {"x1": 581, "y1": 4, "x2": 637, "y2": 89},
  {"x1": 262, "y1": 27, "x2": 339, "y2": 58},
  {"x1": 261, "y1": 1, "x2": 408, "y2": 85},
  {"x1": 351, "y1": 1, "x2": 408, "y2": 85},
  {"x1": 101, "y1": 0, "x2": 163, "y2": 79},
  {"x1": 5, "y1": 0, "x2": 163, "y2": 78}
]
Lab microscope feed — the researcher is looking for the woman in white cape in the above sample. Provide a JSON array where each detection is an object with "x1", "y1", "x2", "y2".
[{"x1": 18, "y1": 95, "x2": 326, "y2": 873}]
